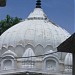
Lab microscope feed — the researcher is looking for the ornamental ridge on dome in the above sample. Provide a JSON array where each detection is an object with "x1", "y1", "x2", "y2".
[
  {"x1": 36, "y1": 0, "x2": 41, "y2": 8},
  {"x1": 27, "y1": 0, "x2": 49, "y2": 20}
]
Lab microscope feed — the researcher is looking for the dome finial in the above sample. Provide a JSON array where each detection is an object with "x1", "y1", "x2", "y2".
[{"x1": 36, "y1": 0, "x2": 41, "y2": 8}]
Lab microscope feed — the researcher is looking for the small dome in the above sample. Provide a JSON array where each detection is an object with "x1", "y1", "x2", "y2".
[
  {"x1": 2, "y1": 50, "x2": 17, "y2": 57},
  {"x1": 64, "y1": 53, "x2": 72, "y2": 65},
  {"x1": 44, "y1": 50, "x2": 58, "y2": 60},
  {"x1": 45, "y1": 50, "x2": 58, "y2": 56},
  {"x1": 45, "y1": 50, "x2": 54, "y2": 54},
  {"x1": 22, "y1": 48, "x2": 35, "y2": 61}
]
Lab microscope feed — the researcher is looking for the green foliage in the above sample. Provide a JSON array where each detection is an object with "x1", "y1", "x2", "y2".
[
  {"x1": 0, "y1": 15, "x2": 22, "y2": 35},
  {"x1": 0, "y1": 0, "x2": 6, "y2": 7}
]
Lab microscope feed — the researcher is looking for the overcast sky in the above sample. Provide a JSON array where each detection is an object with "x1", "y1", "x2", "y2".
[{"x1": 0, "y1": 0, "x2": 74, "y2": 34}]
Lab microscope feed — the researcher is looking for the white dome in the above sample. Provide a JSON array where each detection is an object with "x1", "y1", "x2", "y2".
[
  {"x1": 0, "y1": 8, "x2": 70, "y2": 49},
  {"x1": 64, "y1": 53, "x2": 72, "y2": 65},
  {"x1": 45, "y1": 50, "x2": 58, "y2": 56},
  {"x1": 22, "y1": 48, "x2": 35, "y2": 61},
  {"x1": 2, "y1": 50, "x2": 17, "y2": 57},
  {"x1": 44, "y1": 50, "x2": 58, "y2": 60},
  {"x1": 45, "y1": 50, "x2": 54, "y2": 54}
]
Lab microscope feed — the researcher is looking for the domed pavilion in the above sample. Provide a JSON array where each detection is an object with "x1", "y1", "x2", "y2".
[{"x1": 0, "y1": 0, "x2": 72, "y2": 75}]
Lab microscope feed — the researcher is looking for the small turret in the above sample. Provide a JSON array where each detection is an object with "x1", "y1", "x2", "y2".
[{"x1": 36, "y1": 0, "x2": 41, "y2": 8}]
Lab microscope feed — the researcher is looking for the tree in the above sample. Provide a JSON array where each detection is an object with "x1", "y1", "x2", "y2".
[
  {"x1": 0, "y1": 0, "x2": 6, "y2": 7},
  {"x1": 0, "y1": 15, "x2": 22, "y2": 35}
]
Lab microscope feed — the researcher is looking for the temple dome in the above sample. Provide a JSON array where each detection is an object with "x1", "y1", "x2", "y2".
[
  {"x1": 0, "y1": 8, "x2": 70, "y2": 49},
  {"x1": 64, "y1": 53, "x2": 72, "y2": 66}
]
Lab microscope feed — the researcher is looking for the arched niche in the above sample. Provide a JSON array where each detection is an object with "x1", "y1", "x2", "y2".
[
  {"x1": 15, "y1": 45, "x2": 24, "y2": 57},
  {"x1": 44, "y1": 45, "x2": 53, "y2": 53},
  {"x1": 3, "y1": 59, "x2": 12, "y2": 70},
  {"x1": 1, "y1": 50, "x2": 17, "y2": 70},
  {"x1": 43, "y1": 56, "x2": 59, "y2": 72},
  {"x1": 35, "y1": 44, "x2": 44, "y2": 55},
  {"x1": 1, "y1": 56, "x2": 15, "y2": 70},
  {"x1": 8, "y1": 46, "x2": 14, "y2": 52},
  {"x1": 46, "y1": 59, "x2": 56, "y2": 70}
]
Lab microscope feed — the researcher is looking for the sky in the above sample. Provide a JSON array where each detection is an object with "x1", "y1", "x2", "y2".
[{"x1": 0, "y1": 0, "x2": 74, "y2": 34}]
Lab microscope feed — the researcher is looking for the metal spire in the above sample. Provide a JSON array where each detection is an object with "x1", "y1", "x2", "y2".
[{"x1": 36, "y1": 0, "x2": 41, "y2": 8}]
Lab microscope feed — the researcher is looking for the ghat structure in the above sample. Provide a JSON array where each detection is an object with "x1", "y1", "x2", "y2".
[{"x1": 0, "y1": 0, "x2": 72, "y2": 75}]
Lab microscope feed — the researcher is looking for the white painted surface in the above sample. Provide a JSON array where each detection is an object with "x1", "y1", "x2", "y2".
[
  {"x1": 0, "y1": 8, "x2": 70, "y2": 49},
  {"x1": 0, "y1": 7, "x2": 72, "y2": 75}
]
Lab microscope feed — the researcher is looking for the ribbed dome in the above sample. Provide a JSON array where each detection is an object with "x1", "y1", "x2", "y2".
[
  {"x1": 0, "y1": 8, "x2": 70, "y2": 49},
  {"x1": 64, "y1": 53, "x2": 72, "y2": 65}
]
